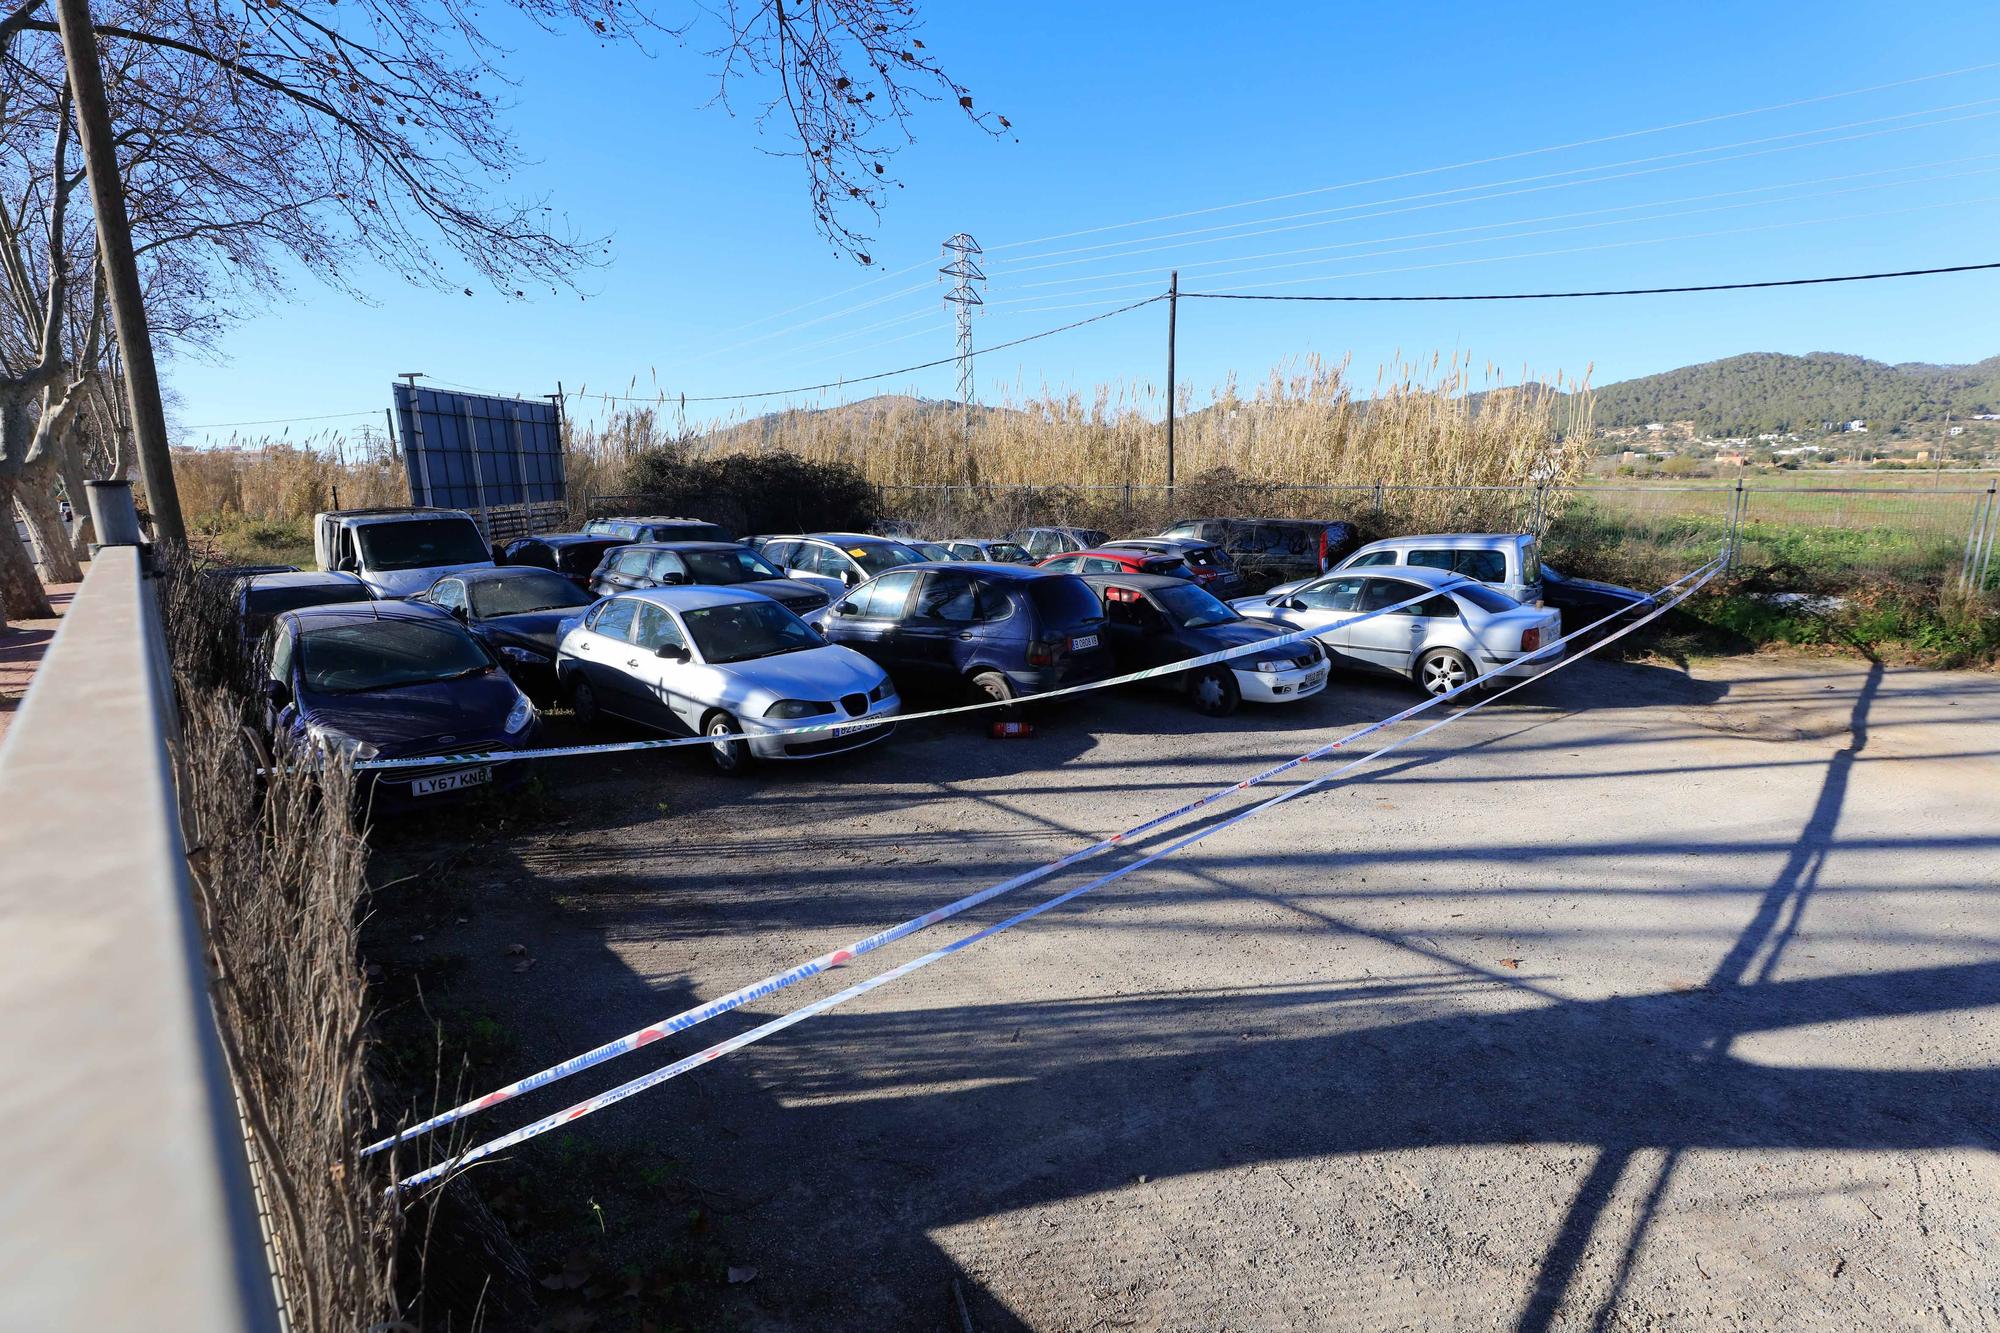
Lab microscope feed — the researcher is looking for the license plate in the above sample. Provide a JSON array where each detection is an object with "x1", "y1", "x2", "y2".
[
  {"x1": 412, "y1": 766, "x2": 491, "y2": 796},
  {"x1": 1071, "y1": 634, "x2": 1099, "y2": 650},
  {"x1": 1302, "y1": 669, "x2": 1326, "y2": 689},
  {"x1": 830, "y1": 722, "x2": 871, "y2": 738}
]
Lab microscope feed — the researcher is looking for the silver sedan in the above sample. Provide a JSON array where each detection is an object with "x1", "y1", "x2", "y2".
[
  {"x1": 556, "y1": 587, "x2": 899, "y2": 772},
  {"x1": 1231, "y1": 565, "x2": 1561, "y2": 696}
]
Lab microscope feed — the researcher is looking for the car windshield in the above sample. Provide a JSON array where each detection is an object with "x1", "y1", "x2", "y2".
[
  {"x1": 245, "y1": 582, "x2": 371, "y2": 618},
  {"x1": 848, "y1": 542, "x2": 927, "y2": 576},
  {"x1": 1452, "y1": 582, "x2": 1521, "y2": 614},
  {"x1": 1153, "y1": 582, "x2": 1239, "y2": 629},
  {"x1": 680, "y1": 547, "x2": 783, "y2": 584},
  {"x1": 471, "y1": 572, "x2": 592, "y2": 618},
  {"x1": 985, "y1": 543, "x2": 1029, "y2": 563},
  {"x1": 299, "y1": 620, "x2": 492, "y2": 692},
  {"x1": 683, "y1": 598, "x2": 821, "y2": 663},
  {"x1": 356, "y1": 518, "x2": 489, "y2": 571}
]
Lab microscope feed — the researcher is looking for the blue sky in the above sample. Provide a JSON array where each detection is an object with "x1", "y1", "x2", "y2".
[{"x1": 173, "y1": 2, "x2": 2000, "y2": 445}]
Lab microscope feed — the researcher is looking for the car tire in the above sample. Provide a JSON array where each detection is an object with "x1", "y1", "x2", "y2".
[
  {"x1": 1189, "y1": 665, "x2": 1241, "y2": 717},
  {"x1": 1417, "y1": 648, "x2": 1473, "y2": 698},
  {"x1": 705, "y1": 710, "x2": 754, "y2": 775},
  {"x1": 570, "y1": 675, "x2": 602, "y2": 726},
  {"x1": 968, "y1": 670, "x2": 1017, "y2": 718}
]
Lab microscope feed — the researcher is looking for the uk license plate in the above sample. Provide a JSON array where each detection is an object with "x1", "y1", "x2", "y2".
[
  {"x1": 1071, "y1": 634, "x2": 1099, "y2": 651},
  {"x1": 413, "y1": 766, "x2": 491, "y2": 796},
  {"x1": 1302, "y1": 669, "x2": 1327, "y2": 689},
  {"x1": 830, "y1": 723, "x2": 869, "y2": 738}
]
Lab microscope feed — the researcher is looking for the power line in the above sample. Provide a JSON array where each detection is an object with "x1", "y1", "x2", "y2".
[
  {"x1": 1180, "y1": 260, "x2": 2000, "y2": 302},
  {"x1": 182, "y1": 409, "x2": 378, "y2": 430}
]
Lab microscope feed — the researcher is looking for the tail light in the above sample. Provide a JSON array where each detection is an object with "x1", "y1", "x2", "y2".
[
  {"x1": 1027, "y1": 639, "x2": 1056, "y2": 666},
  {"x1": 1520, "y1": 627, "x2": 1541, "y2": 652},
  {"x1": 1317, "y1": 529, "x2": 1329, "y2": 567}
]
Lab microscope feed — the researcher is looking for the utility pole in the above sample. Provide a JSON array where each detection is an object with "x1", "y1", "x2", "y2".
[
  {"x1": 1165, "y1": 270, "x2": 1178, "y2": 492},
  {"x1": 939, "y1": 233, "x2": 985, "y2": 446},
  {"x1": 55, "y1": 0, "x2": 183, "y2": 543}
]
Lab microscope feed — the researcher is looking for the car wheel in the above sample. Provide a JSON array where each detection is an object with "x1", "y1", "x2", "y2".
[
  {"x1": 968, "y1": 670, "x2": 1017, "y2": 717},
  {"x1": 1417, "y1": 648, "x2": 1473, "y2": 697},
  {"x1": 1189, "y1": 665, "x2": 1240, "y2": 717},
  {"x1": 705, "y1": 710, "x2": 754, "y2": 775},
  {"x1": 570, "y1": 675, "x2": 601, "y2": 726}
]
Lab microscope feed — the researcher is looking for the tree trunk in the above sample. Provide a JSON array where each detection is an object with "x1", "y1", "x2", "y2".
[
  {"x1": 57, "y1": 441, "x2": 95, "y2": 555},
  {"x1": 16, "y1": 455, "x2": 83, "y2": 583},
  {"x1": 0, "y1": 476, "x2": 53, "y2": 619}
]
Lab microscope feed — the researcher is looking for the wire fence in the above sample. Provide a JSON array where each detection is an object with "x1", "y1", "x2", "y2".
[{"x1": 867, "y1": 477, "x2": 2000, "y2": 596}]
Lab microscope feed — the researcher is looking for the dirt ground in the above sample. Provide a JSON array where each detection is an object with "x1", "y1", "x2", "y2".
[{"x1": 369, "y1": 650, "x2": 2000, "y2": 1332}]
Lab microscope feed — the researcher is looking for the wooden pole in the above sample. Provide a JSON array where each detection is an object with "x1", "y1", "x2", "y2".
[
  {"x1": 54, "y1": 0, "x2": 183, "y2": 543},
  {"x1": 1165, "y1": 270, "x2": 1178, "y2": 493}
]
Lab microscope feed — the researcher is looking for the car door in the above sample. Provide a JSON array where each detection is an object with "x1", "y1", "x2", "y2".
[
  {"x1": 570, "y1": 596, "x2": 642, "y2": 715},
  {"x1": 597, "y1": 547, "x2": 654, "y2": 595},
  {"x1": 1348, "y1": 577, "x2": 1438, "y2": 673},
  {"x1": 1039, "y1": 555, "x2": 1081, "y2": 573},
  {"x1": 826, "y1": 568, "x2": 921, "y2": 669},
  {"x1": 1099, "y1": 586, "x2": 1176, "y2": 673},
  {"x1": 627, "y1": 601, "x2": 697, "y2": 733},
  {"x1": 901, "y1": 568, "x2": 983, "y2": 686},
  {"x1": 790, "y1": 542, "x2": 854, "y2": 596},
  {"x1": 647, "y1": 550, "x2": 692, "y2": 587},
  {"x1": 1281, "y1": 576, "x2": 1370, "y2": 667}
]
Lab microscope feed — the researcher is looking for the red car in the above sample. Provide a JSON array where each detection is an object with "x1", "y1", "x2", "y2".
[
  {"x1": 1035, "y1": 547, "x2": 1192, "y2": 580},
  {"x1": 1101, "y1": 538, "x2": 1246, "y2": 596}
]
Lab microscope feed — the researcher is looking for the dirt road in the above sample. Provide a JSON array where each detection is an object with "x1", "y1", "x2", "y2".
[{"x1": 371, "y1": 653, "x2": 2000, "y2": 1330}]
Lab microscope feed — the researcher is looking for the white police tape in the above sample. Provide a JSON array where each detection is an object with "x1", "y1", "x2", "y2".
[
  {"x1": 388, "y1": 555, "x2": 1723, "y2": 1189},
  {"x1": 347, "y1": 579, "x2": 1485, "y2": 772}
]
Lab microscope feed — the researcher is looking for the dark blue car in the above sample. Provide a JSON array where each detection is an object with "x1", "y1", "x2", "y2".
[
  {"x1": 817, "y1": 563, "x2": 1111, "y2": 704},
  {"x1": 255, "y1": 601, "x2": 541, "y2": 809},
  {"x1": 408, "y1": 566, "x2": 595, "y2": 703}
]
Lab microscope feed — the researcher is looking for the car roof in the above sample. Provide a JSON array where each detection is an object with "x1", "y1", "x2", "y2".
[
  {"x1": 323, "y1": 507, "x2": 468, "y2": 522},
  {"x1": 1326, "y1": 564, "x2": 1469, "y2": 590},
  {"x1": 284, "y1": 600, "x2": 444, "y2": 628},
  {"x1": 1356, "y1": 533, "x2": 1525, "y2": 549},
  {"x1": 245, "y1": 570, "x2": 364, "y2": 590},
  {"x1": 1106, "y1": 537, "x2": 1207, "y2": 550},
  {"x1": 940, "y1": 562, "x2": 1050, "y2": 580},
  {"x1": 1065, "y1": 547, "x2": 1171, "y2": 561},
  {"x1": 1081, "y1": 572, "x2": 1190, "y2": 592},
  {"x1": 610, "y1": 586, "x2": 777, "y2": 611},
  {"x1": 610, "y1": 540, "x2": 747, "y2": 554},
  {"x1": 594, "y1": 515, "x2": 719, "y2": 526},
  {"x1": 520, "y1": 532, "x2": 620, "y2": 546},
  {"x1": 454, "y1": 565, "x2": 575, "y2": 584}
]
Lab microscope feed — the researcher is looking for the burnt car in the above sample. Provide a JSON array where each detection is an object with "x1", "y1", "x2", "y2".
[
  {"x1": 497, "y1": 533, "x2": 630, "y2": 589},
  {"x1": 410, "y1": 566, "x2": 595, "y2": 702},
  {"x1": 587, "y1": 540, "x2": 833, "y2": 618}
]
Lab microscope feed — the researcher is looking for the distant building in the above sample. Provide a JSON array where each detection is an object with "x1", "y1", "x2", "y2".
[
  {"x1": 1643, "y1": 423, "x2": 1665, "y2": 433},
  {"x1": 1949, "y1": 426, "x2": 1966, "y2": 437},
  {"x1": 1844, "y1": 420, "x2": 1868, "y2": 433}
]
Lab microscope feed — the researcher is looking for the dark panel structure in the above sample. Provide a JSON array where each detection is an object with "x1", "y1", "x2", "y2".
[{"x1": 392, "y1": 383, "x2": 564, "y2": 511}]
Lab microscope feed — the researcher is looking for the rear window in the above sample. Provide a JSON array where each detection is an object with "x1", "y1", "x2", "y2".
[
  {"x1": 245, "y1": 582, "x2": 371, "y2": 618},
  {"x1": 356, "y1": 518, "x2": 488, "y2": 571},
  {"x1": 1025, "y1": 576, "x2": 1105, "y2": 627},
  {"x1": 1452, "y1": 582, "x2": 1520, "y2": 614},
  {"x1": 650, "y1": 522, "x2": 729, "y2": 543},
  {"x1": 558, "y1": 541, "x2": 619, "y2": 573}
]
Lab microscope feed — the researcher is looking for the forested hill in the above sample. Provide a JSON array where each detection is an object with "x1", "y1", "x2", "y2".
[{"x1": 1589, "y1": 352, "x2": 2000, "y2": 435}]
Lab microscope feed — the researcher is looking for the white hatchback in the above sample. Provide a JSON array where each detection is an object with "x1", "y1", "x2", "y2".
[{"x1": 556, "y1": 587, "x2": 900, "y2": 772}]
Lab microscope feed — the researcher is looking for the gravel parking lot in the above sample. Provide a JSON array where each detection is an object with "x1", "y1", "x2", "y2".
[{"x1": 372, "y1": 652, "x2": 2000, "y2": 1331}]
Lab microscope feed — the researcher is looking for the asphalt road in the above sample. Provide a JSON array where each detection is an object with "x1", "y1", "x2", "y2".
[{"x1": 371, "y1": 652, "x2": 2000, "y2": 1331}]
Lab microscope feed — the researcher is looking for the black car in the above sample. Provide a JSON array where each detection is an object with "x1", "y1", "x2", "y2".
[
  {"x1": 818, "y1": 563, "x2": 1112, "y2": 704},
  {"x1": 236, "y1": 570, "x2": 372, "y2": 655},
  {"x1": 587, "y1": 540, "x2": 834, "y2": 617},
  {"x1": 498, "y1": 533, "x2": 629, "y2": 589},
  {"x1": 1157, "y1": 518, "x2": 1361, "y2": 592},
  {"x1": 1082, "y1": 573, "x2": 1326, "y2": 716},
  {"x1": 409, "y1": 567, "x2": 594, "y2": 702},
  {"x1": 584, "y1": 515, "x2": 733, "y2": 543},
  {"x1": 1539, "y1": 564, "x2": 1654, "y2": 635}
]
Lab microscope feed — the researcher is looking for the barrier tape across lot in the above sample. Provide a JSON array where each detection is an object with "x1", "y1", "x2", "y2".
[
  {"x1": 345, "y1": 580, "x2": 1497, "y2": 772},
  {"x1": 384, "y1": 555, "x2": 1723, "y2": 1188}
]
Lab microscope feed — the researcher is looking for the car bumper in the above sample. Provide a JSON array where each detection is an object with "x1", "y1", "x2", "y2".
[
  {"x1": 358, "y1": 754, "x2": 528, "y2": 811},
  {"x1": 746, "y1": 696, "x2": 901, "y2": 760},
  {"x1": 1233, "y1": 660, "x2": 1329, "y2": 703},
  {"x1": 1479, "y1": 644, "x2": 1564, "y2": 680},
  {"x1": 1196, "y1": 572, "x2": 1246, "y2": 596}
]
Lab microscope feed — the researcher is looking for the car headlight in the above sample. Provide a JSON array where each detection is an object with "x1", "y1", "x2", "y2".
[
  {"x1": 505, "y1": 692, "x2": 537, "y2": 734},
  {"x1": 307, "y1": 726, "x2": 378, "y2": 762},
  {"x1": 499, "y1": 644, "x2": 550, "y2": 665},
  {"x1": 765, "y1": 699, "x2": 835, "y2": 719},
  {"x1": 1253, "y1": 659, "x2": 1288, "y2": 674},
  {"x1": 868, "y1": 680, "x2": 893, "y2": 702}
]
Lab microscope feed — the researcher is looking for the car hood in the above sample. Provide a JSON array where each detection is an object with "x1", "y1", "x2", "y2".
[
  {"x1": 481, "y1": 608, "x2": 578, "y2": 652},
  {"x1": 1189, "y1": 618, "x2": 1294, "y2": 650},
  {"x1": 360, "y1": 561, "x2": 493, "y2": 599},
  {"x1": 299, "y1": 670, "x2": 523, "y2": 754},
  {"x1": 714, "y1": 642, "x2": 886, "y2": 702},
  {"x1": 1548, "y1": 572, "x2": 1651, "y2": 602}
]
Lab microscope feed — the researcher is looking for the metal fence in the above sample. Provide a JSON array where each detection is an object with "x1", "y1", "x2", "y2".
[{"x1": 871, "y1": 477, "x2": 2000, "y2": 595}]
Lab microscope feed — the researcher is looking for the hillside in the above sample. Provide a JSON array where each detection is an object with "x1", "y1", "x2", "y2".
[{"x1": 1588, "y1": 352, "x2": 2000, "y2": 435}]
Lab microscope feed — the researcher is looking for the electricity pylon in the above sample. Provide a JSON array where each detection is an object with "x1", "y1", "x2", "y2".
[{"x1": 939, "y1": 233, "x2": 985, "y2": 444}]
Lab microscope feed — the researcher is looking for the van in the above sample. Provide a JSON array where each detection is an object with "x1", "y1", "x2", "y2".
[
  {"x1": 1330, "y1": 533, "x2": 1544, "y2": 605},
  {"x1": 313, "y1": 507, "x2": 494, "y2": 598}
]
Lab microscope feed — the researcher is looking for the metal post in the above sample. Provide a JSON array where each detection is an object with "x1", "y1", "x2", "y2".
[
  {"x1": 54, "y1": 0, "x2": 183, "y2": 542},
  {"x1": 1975, "y1": 481, "x2": 2000, "y2": 596},
  {"x1": 1165, "y1": 270, "x2": 1178, "y2": 493},
  {"x1": 1958, "y1": 488, "x2": 1989, "y2": 595},
  {"x1": 399, "y1": 373, "x2": 432, "y2": 506},
  {"x1": 462, "y1": 400, "x2": 490, "y2": 536}
]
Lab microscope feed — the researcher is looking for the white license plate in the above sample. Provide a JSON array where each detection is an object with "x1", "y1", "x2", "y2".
[
  {"x1": 412, "y1": 766, "x2": 491, "y2": 796},
  {"x1": 1301, "y1": 669, "x2": 1327, "y2": 689},
  {"x1": 829, "y1": 723, "x2": 870, "y2": 738},
  {"x1": 1071, "y1": 634, "x2": 1099, "y2": 650}
]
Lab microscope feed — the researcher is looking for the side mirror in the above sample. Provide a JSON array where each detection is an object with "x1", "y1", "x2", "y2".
[
  {"x1": 656, "y1": 643, "x2": 690, "y2": 662},
  {"x1": 334, "y1": 554, "x2": 357, "y2": 573},
  {"x1": 448, "y1": 604, "x2": 468, "y2": 620},
  {"x1": 1284, "y1": 597, "x2": 1306, "y2": 611},
  {"x1": 835, "y1": 601, "x2": 858, "y2": 616},
  {"x1": 261, "y1": 679, "x2": 289, "y2": 706},
  {"x1": 663, "y1": 571, "x2": 690, "y2": 586}
]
